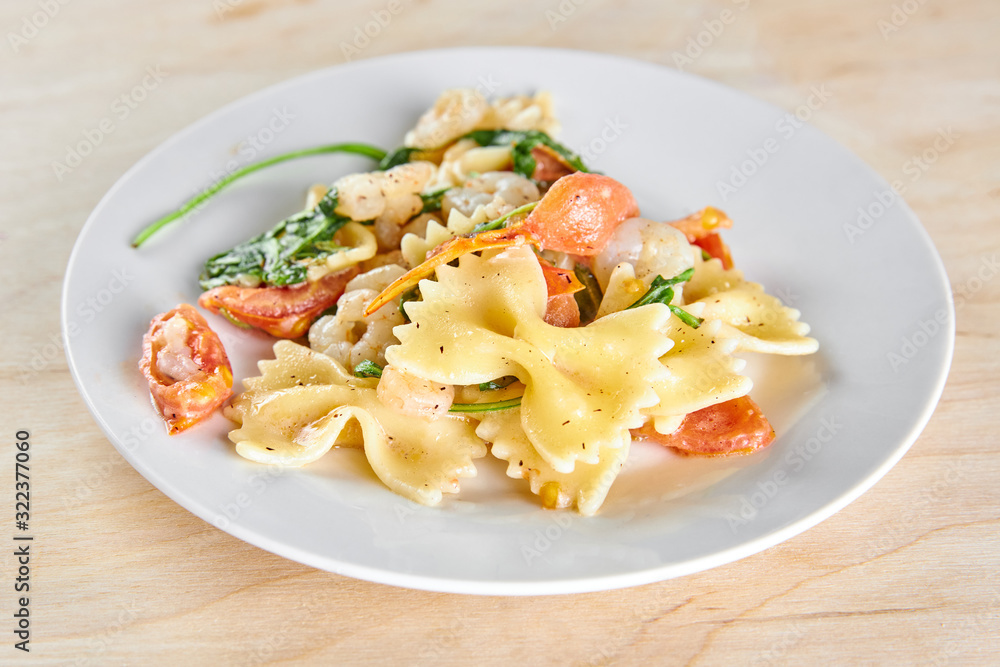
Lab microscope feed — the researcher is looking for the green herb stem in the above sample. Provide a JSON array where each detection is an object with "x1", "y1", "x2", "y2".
[
  {"x1": 471, "y1": 201, "x2": 539, "y2": 234},
  {"x1": 626, "y1": 269, "x2": 703, "y2": 328},
  {"x1": 448, "y1": 397, "x2": 523, "y2": 413},
  {"x1": 132, "y1": 142, "x2": 387, "y2": 248}
]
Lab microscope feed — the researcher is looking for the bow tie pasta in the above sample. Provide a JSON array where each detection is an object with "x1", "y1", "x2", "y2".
[
  {"x1": 227, "y1": 340, "x2": 485, "y2": 506},
  {"x1": 387, "y1": 245, "x2": 673, "y2": 474}
]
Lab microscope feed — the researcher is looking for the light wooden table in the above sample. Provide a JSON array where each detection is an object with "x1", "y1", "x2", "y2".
[{"x1": 2, "y1": 0, "x2": 998, "y2": 664}]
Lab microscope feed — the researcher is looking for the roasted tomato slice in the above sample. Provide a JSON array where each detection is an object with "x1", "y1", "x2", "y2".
[
  {"x1": 139, "y1": 303, "x2": 233, "y2": 435},
  {"x1": 530, "y1": 144, "x2": 577, "y2": 182},
  {"x1": 692, "y1": 232, "x2": 734, "y2": 270},
  {"x1": 668, "y1": 206, "x2": 734, "y2": 269},
  {"x1": 198, "y1": 267, "x2": 358, "y2": 338},
  {"x1": 522, "y1": 172, "x2": 640, "y2": 256},
  {"x1": 632, "y1": 396, "x2": 775, "y2": 456},
  {"x1": 538, "y1": 257, "x2": 583, "y2": 328}
]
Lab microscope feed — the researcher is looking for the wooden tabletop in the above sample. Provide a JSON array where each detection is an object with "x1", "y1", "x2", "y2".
[{"x1": 3, "y1": 0, "x2": 998, "y2": 664}]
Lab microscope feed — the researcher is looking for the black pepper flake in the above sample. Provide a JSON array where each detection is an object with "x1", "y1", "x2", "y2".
[
  {"x1": 518, "y1": 460, "x2": 523, "y2": 466},
  {"x1": 266, "y1": 447, "x2": 274, "y2": 451},
  {"x1": 581, "y1": 443, "x2": 586, "y2": 449},
  {"x1": 439, "y1": 346, "x2": 444, "y2": 353},
  {"x1": 562, "y1": 420, "x2": 570, "y2": 426},
  {"x1": 415, "y1": 323, "x2": 420, "y2": 328}
]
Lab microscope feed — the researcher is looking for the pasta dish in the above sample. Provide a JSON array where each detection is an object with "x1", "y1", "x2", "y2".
[{"x1": 137, "y1": 89, "x2": 818, "y2": 515}]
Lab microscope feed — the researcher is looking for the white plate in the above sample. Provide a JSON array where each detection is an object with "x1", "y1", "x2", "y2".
[{"x1": 63, "y1": 48, "x2": 953, "y2": 595}]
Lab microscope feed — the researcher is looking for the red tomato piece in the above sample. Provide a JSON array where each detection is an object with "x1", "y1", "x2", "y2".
[
  {"x1": 530, "y1": 144, "x2": 577, "y2": 182},
  {"x1": 538, "y1": 258, "x2": 584, "y2": 298},
  {"x1": 667, "y1": 206, "x2": 733, "y2": 241},
  {"x1": 523, "y1": 172, "x2": 639, "y2": 256},
  {"x1": 692, "y1": 232, "x2": 734, "y2": 270},
  {"x1": 632, "y1": 395, "x2": 775, "y2": 456},
  {"x1": 139, "y1": 303, "x2": 233, "y2": 435},
  {"x1": 544, "y1": 293, "x2": 580, "y2": 328},
  {"x1": 198, "y1": 268, "x2": 358, "y2": 339}
]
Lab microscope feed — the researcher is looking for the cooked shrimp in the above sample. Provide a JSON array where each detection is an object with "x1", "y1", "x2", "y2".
[
  {"x1": 404, "y1": 89, "x2": 490, "y2": 149},
  {"x1": 591, "y1": 217, "x2": 696, "y2": 290},
  {"x1": 376, "y1": 365, "x2": 455, "y2": 418},
  {"x1": 333, "y1": 161, "x2": 435, "y2": 223},
  {"x1": 442, "y1": 171, "x2": 540, "y2": 221},
  {"x1": 308, "y1": 265, "x2": 407, "y2": 369}
]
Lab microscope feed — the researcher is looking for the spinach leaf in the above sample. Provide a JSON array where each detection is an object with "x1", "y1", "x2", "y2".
[
  {"x1": 626, "y1": 268, "x2": 703, "y2": 328},
  {"x1": 199, "y1": 189, "x2": 352, "y2": 290},
  {"x1": 572, "y1": 264, "x2": 603, "y2": 325},
  {"x1": 419, "y1": 187, "x2": 451, "y2": 213},
  {"x1": 463, "y1": 129, "x2": 590, "y2": 179},
  {"x1": 378, "y1": 146, "x2": 421, "y2": 170},
  {"x1": 353, "y1": 360, "x2": 384, "y2": 379},
  {"x1": 478, "y1": 376, "x2": 517, "y2": 391}
]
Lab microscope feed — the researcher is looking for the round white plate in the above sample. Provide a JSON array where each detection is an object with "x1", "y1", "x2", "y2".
[{"x1": 63, "y1": 48, "x2": 953, "y2": 595}]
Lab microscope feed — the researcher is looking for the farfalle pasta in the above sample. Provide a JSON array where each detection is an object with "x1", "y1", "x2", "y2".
[{"x1": 139, "y1": 88, "x2": 819, "y2": 516}]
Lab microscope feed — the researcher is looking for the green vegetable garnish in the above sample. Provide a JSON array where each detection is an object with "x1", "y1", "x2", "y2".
[
  {"x1": 463, "y1": 129, "x2": 590, "y2": 180},
  {"x1": 132, "y1": 142, "x2": 387, "y2": 247},
  {"x1": 199, "y1": 189, "x2": 352, "y2": 290},
  {"x1": 398, "y1": 287, "x2": 420, "y2": 323},
  {"x1": 627, "y1": 268, "x2": 703, "y2": 328},
  {"x1": 448, "y1": 397, "x2": 522, "y2": 413},
  {"x1": 353, "y1": 360, "x2": 384, "y2": 379},
  {"x1": 377, "y1": 146, "x2": 421, "y2": 170},
  {"x1": 478, "y1": 376, "x2": 517, "y2": 391},
  {"x1": 470, "y1": 201, "x2": 539, "y2": 234},
  {"x1": 572, "y1": 264, "x2": 603, "y2": 325},
  {"x1": 419, "y1": 187, "x2": 451, "y2": 213}
]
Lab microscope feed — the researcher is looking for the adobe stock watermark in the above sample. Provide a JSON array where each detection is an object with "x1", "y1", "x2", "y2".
[
  {"x1": 877, "y1": 0, "x2": 929, "y2": 40},
  {"x1": 181, "y1": 106, "x2": 296, "y2": 220},
  {"x1": 671, "y1": 0, "x2": 751, "y2": 71},
  {"x1": 545, "y1": 0, "x2": 589, "y2": 31},
  {"x1": 886, "y1": 251, "x2": 997, "y2": 372},
  {"x1": 929, "y1": 592, "x2": 1000, "y2": 666},
  {"x1": 724, "y1": 415, "x2": 843, "y2": 532},
  {"x1": 863, "y1": 460, "x2": 964, "y2": 559},
  {"x1": 72, "y1": 600, "x2": 144, "y2": 666},
  {"x1": 576, "y1": 116, "x2": 628, "y2": 165},
  {"x1": 7, "y1": 0, "x2": 73, "y2": 53},
  {"x1": 715, "y1": 85, "x2": 833, "y2": 202},
  {"x1": 843, "y1": 127, "x2": 958, "y2": 244},
  {"x1": 339, "y1": 0, "x2": 406, "y2": 62},
  {"x1": 213, "y1": 0, "x2": 243, "y2": 19},
  {"x1": 246, "y1": 621, "x2": 297, "y2": 666},
  {"x1": 417, "y1": 618, "x2": 471, "y2": 661},
  {"x1": 51, "y1": 66, "x2": 169, "y2": 182},
  {"x1": 521, "y1": 510, "x2": 575, "y2": 565},
  {"x1": 211, "y1": 464, "x2": 288, "y2": 531},
  {"x1": 748, "y1": 623, "x2": 807, "y2": 666},
  {"x1": 63, "y1": 417, "x2": 160, "y2": 510},
  {"x1": 18, "y1": 267, "x2": 134, "y2": 385}
]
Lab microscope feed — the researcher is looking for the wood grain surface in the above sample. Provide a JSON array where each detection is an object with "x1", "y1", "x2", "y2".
[{"x1": 1, "y1": 0, "x2": 998, "y2": 664}]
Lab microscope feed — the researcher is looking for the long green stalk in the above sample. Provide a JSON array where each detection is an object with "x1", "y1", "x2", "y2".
[{"x1": 131, "y1": 142, "x2": 387, "y2": 247}]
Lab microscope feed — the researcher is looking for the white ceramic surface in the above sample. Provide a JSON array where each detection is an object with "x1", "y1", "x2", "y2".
[{"x1": 63, "y1": 48, "x2": 954, "y2": 595}]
